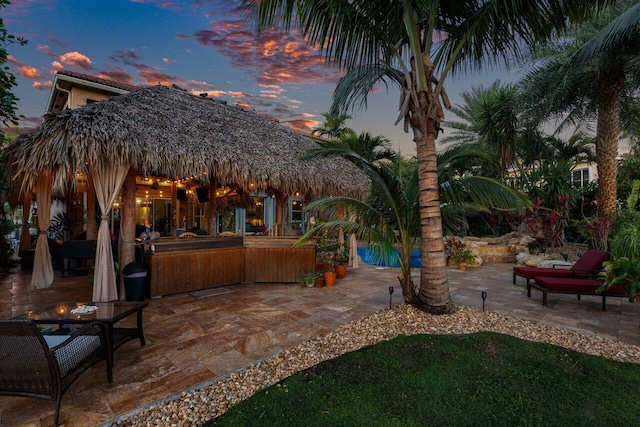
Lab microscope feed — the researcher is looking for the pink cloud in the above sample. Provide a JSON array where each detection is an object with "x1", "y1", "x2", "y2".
[
  {"x1": 192, "y1": 17, "x2": 340, "y2": 86},
  {"x1": 36, "y1": 44, "x2": 57, "y2": 58},
  {"x1": 59, "y1": 51, "x2": 93, "y2": 70},
  {"x1": 95, "y1": 69, "x2": 136, "y2": 85},
  {"x1": 129, "y1": 0, "x2": 182, "y2": 10}
]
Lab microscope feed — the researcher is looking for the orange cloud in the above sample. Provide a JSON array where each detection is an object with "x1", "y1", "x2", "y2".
[
  {"x1": 7, "y1": 55, "x2": 41, "y2": 79},
  {"x1": 59, "y1": 51, "x2": 93, "y2": 70},
  {"x1": 51, "y1": 61, "x2": 64, "y2": 72},
  {"x1": 285, "y1": 118, "x2": 319, "y2": 133},
  {"x1": 33, "y1": 80, "x2": 52, "y2": 90}
]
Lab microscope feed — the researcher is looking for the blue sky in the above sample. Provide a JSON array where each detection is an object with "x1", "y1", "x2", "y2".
[{"x1": 5, "y1": 0, "x2": 515, "y2": 154}]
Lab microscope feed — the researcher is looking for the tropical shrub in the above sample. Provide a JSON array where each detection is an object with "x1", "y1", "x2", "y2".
[{"x1": 599, "y1": 257, "x2": 640, "y2": 298}]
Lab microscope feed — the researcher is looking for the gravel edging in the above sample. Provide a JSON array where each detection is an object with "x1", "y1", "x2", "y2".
[{"x1": 110, "y1": 304, "x2": 640, "y2": 426}]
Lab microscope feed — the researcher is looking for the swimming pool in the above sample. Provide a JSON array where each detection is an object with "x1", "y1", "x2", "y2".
[{"x1": 356, "y1": 246, "x2": 421, "y2": 268}]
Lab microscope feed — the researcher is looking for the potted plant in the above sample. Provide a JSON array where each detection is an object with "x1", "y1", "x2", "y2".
[
  {"x1": 314, "y1": 262, "x2": 326, "y2": 287},
  {"x1": 323, "y1": 258, "x2": 337, "y2": 286},
  {"x1": 314, "y1": 272, "x2": 325, "y2": 287},
  {"x1": 298, "y1": 272, "x2": 316, "y2": 288},
  {"x1": 450, "y1": 248, "x2": 475, "y2": 270},
  {"x1": 334, "y1": 243, "x2": 349, "y2": 278}
]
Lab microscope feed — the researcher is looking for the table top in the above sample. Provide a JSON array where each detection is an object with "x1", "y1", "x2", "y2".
[{"x1": 17, "y1": 301, "x2": 148, "y2": 324}]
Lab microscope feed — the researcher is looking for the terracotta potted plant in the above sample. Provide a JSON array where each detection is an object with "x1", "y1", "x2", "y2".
[
  {"x1": 334, "y1": 243, "x2": 349, "y2": 278},
  {"x1": 323, "y1": 258, "x2": 337, "y2": 286},
  {"x1": 450, "y1": 248, "x2": 475, "y2": 271}
]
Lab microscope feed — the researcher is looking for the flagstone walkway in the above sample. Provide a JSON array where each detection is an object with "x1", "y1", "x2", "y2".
[{"x1": 1, "y1": 261, "x2": 639, "y2": 426}]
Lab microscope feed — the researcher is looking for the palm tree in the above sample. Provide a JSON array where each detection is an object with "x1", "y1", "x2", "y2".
[
  {"x1": 522, "y1": 0, "x2": 640, "y2": 218},
  {"x1": 246, "y1": 0, "x2": 608, "y2": 314},
  {"x1": 311, "y1": 111, "x2": 353, "y2": 140},
  {"x1": 299, "y1": 148, "x2": 528, "y2": 304},
  {"x1": 443, "y1": 81, "x2": 523, "y2": 177},
  {"x1": 308, "y1": 132, "x2": 398, "y2": 167},
  {"x1": 436, "y1": 144, "x2": 530, "y2": 235},
  {"x1": 301, "y1": 154, "x2": 421, "y2": 304}
]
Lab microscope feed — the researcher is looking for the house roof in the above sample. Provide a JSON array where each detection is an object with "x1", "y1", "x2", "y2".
[
  {"x1": 7, "y1": 84, "x2": 368, "y2": 199},
  {"x1": 46, "y1": 70, "x2": 139, "y2": 113}
]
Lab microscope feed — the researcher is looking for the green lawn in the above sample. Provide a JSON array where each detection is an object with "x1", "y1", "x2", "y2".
[{"x1": 207, "y1": 332, "x2": 640, "y2": 426}]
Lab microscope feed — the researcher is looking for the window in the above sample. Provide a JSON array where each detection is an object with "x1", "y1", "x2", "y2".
[
  {"x1": 290, "y1": 198, "x2": 305, "y2": 223},
  {"x1": 572, "y1": 168, "x2": 590, "y2": 188}
]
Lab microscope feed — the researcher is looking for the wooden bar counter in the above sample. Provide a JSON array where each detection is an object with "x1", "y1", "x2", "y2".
[
  {"x1": 142, "y1": 236, "x2": 244, "y2": 298},
  {"x1": 244, "y1": 236, "x2": 316, "y2": 283},
  {"x1": 142, "y1": 235, "x2": 315, "y2": 297}
]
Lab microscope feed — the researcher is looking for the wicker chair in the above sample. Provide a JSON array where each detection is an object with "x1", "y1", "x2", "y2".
[{"x1": 0, "y1": 319, "x2": 113, "y2": 426}]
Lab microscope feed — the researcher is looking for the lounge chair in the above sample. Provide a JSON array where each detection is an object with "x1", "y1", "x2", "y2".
[
  {"x1": 513, "y1": 250, "x2": 609, "y2": 285},
  {"x1": 0, "y1": 320, "x2": 113, "y2": 426},
  {"x1": 528, "y1": 276, "x2": 628, "y2": 310}
]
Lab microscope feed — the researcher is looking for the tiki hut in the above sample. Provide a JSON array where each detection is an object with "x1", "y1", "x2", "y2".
[{"x1": 6, "y1": 85, "x2": 367, "y2": 301}]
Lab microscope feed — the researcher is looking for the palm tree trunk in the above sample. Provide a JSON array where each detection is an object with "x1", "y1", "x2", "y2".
[
  {"x1": 416, "y1": 119, "x2": 453, "y2": 314},
  {"x1": 596, "y1": 68, "x2": 624, "y2": 218},
  {"x1": 398, "y1": 247, "x2": 417, "y2": 304}
]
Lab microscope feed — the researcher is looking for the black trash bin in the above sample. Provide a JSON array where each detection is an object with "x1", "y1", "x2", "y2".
[{"x1": 122, "y1": 262, "x2": 148, "y2": 301}]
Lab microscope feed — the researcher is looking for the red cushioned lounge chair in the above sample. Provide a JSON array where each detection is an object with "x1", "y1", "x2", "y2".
[
  {"x1": 513, "y1": 250, "x2": 609, "y2": 286},
  {"x1": 528, "y1": 276, "x2": 628, "y2": 310}
]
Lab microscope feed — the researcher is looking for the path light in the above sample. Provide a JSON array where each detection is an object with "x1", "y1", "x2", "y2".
[
  {"x1": 562, "y1": 253, "x2": 569, "y2": 262},
  {"x1": 481, "y1": 291, "x2": 487, "y2": 311},
  {"x1": 389, "y1": 286, "x2": 394, "y2": 309}
]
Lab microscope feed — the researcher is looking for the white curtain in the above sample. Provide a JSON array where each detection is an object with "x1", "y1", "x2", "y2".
[
  {"x1": 91, "y1": 162, "x2": 129, "y2": 302},
  {"x1": 349, "y1": 233, "x2": 359, "y2": 269},
  {"x1": 30, "y1": 172, "x2": 53, "y2": 289}
]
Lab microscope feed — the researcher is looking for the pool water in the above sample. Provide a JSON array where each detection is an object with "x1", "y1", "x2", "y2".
[{"x1": 357, "y1": 246, "x2": 421, "y2": 268}]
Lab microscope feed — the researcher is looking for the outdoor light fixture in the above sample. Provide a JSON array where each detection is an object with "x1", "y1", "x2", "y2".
[
  {"x1": 562, "y1": 253, "x2": 569, "y2": 262},
  {"x1": 481, "y1": 291, "x2": 487, "y2": 311},
  {"x1": 389, "y1": 286, "x2": 394, "y2": 309}
]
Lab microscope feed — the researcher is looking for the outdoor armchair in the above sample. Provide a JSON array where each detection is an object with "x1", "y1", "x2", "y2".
[{"x1": 0, "y1": 319, "x2": 113, "y2": 426}]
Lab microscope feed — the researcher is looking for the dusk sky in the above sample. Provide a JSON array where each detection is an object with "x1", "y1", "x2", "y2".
[{"x1": 5, "y1": 0, "x2": 515, "y2": 155}]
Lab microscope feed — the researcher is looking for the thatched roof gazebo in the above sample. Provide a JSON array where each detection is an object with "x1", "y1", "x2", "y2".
[
  {"x1": 6, "y1": 85, "x2": 367, "y2": 301},
  {"x1": 8, "y1": 84, "x2": 367, "y2": 197}
]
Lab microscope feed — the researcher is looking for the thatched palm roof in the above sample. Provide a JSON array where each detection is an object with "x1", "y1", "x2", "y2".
[{"x1": 6, "y1": 85, "x2": 368, "y2": 199}]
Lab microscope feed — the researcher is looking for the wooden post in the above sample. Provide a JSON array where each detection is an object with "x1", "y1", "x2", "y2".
[
  {"x1": 86, "y1": 173, "x2": 98, "y2": 240},
  {"x1": 171, "y1": 181, "x2": 177, "y2": 237},
  {"x1": 19, "y1": 191, "x2": 32, "y2": 254},
  {"x1": 275, "y1": 190, "x2": 284, "y2": 236},
  {"x1": 120, "y1": 168, "x2": 137, "y2": 298},
  {"x1": 207, "y1": 178, "x2": 218, "y2": 236}
]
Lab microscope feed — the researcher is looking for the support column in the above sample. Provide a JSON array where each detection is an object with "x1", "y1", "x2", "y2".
[
  {"x1": 171, "y1": 181, "x2": 177, "y2": 236},
  {"x1": 275, "y1": 190, "x2": 284, "y2": 236},
  {"x1": 86, "y1": 173, "x2": 98, "y2": 240},
  {"x1": 120, "y1": 168, "x2": 137, "y2": 298},
  {"x1": 206, "y1": 178, "x2": 218, "y2": 236},
  {"x1": 19, "y1": 192, "x2": 32, "y2": 254}
]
